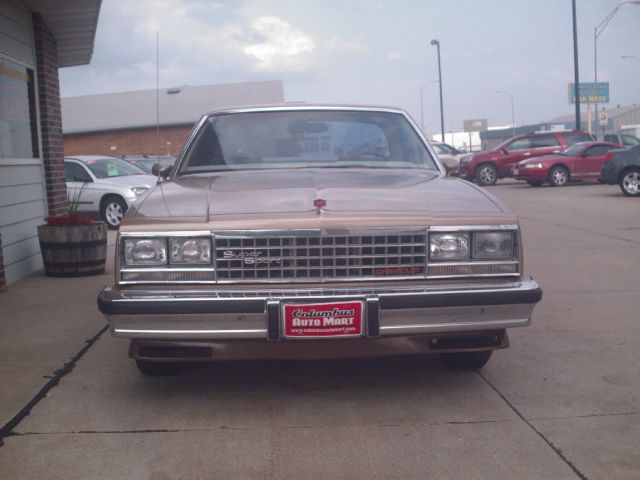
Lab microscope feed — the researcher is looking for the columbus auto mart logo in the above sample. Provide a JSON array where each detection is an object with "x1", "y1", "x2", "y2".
[
  {"x1": 290, "y1": 307, "x2": 356, "y2": 327},
  {"x1": 222, "y1": 249, "x2": 281, "y2": 265}
]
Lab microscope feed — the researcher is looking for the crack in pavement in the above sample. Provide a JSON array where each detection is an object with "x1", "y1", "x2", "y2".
[
  {"x1": 9, "y1": 419, "x2": 517, "y2": 438},
  {"x1": 528, "y1": 411, "x2": 638, "y2": 422},
  {"x1": 477, "y1": 370, "x2": 589, "y2": 480},
  {"x1": 0, "y1": 324, "x2": 109, "y2": 447}
]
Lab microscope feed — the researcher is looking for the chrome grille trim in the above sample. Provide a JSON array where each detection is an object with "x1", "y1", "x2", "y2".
[{"x1": 214, "y1": 230, "x2": 428, "y2": 282}]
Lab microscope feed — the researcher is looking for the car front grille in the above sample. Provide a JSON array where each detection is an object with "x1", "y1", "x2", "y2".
[{"x1": 214, "y1": 232, "x2": 427, "y2": 282}]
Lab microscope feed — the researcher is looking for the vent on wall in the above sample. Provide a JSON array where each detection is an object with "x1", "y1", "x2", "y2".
[{"x1": 167, "y1": 87, "x2": 181, "y2": 94}]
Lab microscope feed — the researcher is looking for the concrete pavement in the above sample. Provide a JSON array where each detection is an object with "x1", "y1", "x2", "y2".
[{"x1": 0, "y1": 180, "x2": 638, "y2": 479}]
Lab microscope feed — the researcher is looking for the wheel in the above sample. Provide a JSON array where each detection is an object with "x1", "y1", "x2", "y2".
[
  {"x1": 475, "y1": 163, "x2": 498, "y2": 186},
  {"x1": 101, "y1": 196, "x2": 127, "y2": 229},
  {"x1": 548, "y1": 165, "x2": 569, "y2": 187},
  {"x1": 440, "y1": 350, "x2": 493, "y2": 370},
  {"x1": 619, "y1": 168, "x2": 640, "y2": 196},
  {"x1": 135, "y1": 360, "x2": 186, "y2": 376},
  {"x1": 526, "y1": 180, "x2": 544, "y2": 187}
]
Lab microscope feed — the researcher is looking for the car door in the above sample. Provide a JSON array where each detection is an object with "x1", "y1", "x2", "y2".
[
  {"x1": 576, "y1": 145, "x2": 612, "y2": 178},
  {"x1": 500, "y1": 137, "x2": 533, "y2": 175},
  {"x1": 528, "y1": 134, "x2": 562, "y2": 160},
  {"x1": 64, "y1": 161, "x2": 96, "y2": 212}
]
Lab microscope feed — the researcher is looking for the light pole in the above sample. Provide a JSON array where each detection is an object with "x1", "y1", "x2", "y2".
[
  {"x1": 419, "y1": 81, "x2": 438, "y2": 133},
  {"x1": 496, "y1": 90, "x2": 515, "y2": 138},
  {"x1": 430, "y1": 39, "x2": 445, "y2": 143},
  {"x1": 594, "y1": 2, "x2": 640, "y2": 131},
  {"x1": 622, "y1": 55, "x2": 640, "y2": 63}
]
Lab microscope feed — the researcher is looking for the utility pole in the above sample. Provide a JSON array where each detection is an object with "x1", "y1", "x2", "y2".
[{"x1": 572, "y1": 0, "x2": 581, "y2": 130}]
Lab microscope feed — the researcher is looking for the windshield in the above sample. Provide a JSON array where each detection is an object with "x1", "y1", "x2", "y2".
[
  {"x1": 559, "y1": 143, "x2": 586, "y2": 156},
  {"x1": 177, "y1": 110, "x2": 438, "y2": 174},
  {"x1": 84, "y1": 157, "x2": 147, "y2": 178}
]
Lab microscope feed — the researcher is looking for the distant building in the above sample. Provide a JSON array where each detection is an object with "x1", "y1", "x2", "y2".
[
  {"x1": 1, "y1": 0, "x2": 101, "y2": 288},
  {"x1": 62, "y1": 81, "x2": 286, "y2": 156},
  {"x1": 546, "y1": 104, "x2": 640, "y2": 136}
]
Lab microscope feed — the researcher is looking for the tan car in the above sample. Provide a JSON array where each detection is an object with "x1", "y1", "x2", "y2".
[{"x1": 97, "y1": 105, "x2": 542, "y2": 375}]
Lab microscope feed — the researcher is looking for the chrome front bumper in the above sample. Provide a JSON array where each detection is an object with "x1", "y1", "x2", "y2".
[{"x1": 97, "y1": 278, "x2": 542, "y2": 340}]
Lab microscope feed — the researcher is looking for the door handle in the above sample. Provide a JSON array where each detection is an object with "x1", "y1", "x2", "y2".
[{"x1": 523, "y1": 152, "x2": 531, "y2": 156}]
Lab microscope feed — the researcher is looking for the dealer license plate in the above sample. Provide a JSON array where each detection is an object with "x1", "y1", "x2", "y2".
[
  {"x1": 282, "y1": 301, "x2": 364, "y2": 338},
  {"x1": 513, "y1": 168, "x2": 519, "y2": 175}
]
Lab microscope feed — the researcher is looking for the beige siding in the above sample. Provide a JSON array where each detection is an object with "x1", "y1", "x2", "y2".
[
  {"x1": 0, "y1": 163, "x2": 47, "y2": 284},
  {"x1": 0, "y1": 0, "x2": 34, "y2": 65}
]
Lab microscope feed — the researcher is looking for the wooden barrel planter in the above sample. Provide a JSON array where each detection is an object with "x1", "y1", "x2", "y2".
[{"x1": 37, "y1": 222, "x2": 108, "y2": 277}]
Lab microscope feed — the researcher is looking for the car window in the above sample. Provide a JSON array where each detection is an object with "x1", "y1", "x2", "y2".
[
  {"x1": 433, "y1": 145, "x2": 447, "y2": 155},
  {"x1": 565, "y1": 133, "x2": 594, "y2": 145},
  {"x1": 529, "y1": 135, "x2": 560, "y2": 148},
  {"x1": 621, "y1": 135, "x2": 640, "y2": 146},
  {"x1": 583, "y1": 145, "x2": 610, "y2": 157},
  {"x1": 64, "y1": 162, "x2": 92, "y2": 182},
  {"x1": 506, "y1": 138, "x2": 531, "y2": 151},
  {"x1": 179, "y1": 110, "x2": 438, "y2": 173},
  {"x1": 84, "y1": 157, "x2": 147, "y2": 178}
]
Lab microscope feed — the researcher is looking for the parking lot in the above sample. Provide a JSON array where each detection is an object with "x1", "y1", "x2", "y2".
[{"x1": 0, "y1": 179, "x2": 638, "y2": 479}]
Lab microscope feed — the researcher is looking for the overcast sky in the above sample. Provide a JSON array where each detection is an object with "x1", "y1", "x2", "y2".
[{"x1": 59, "y1": 0, "x2": 640, "y2": 135}]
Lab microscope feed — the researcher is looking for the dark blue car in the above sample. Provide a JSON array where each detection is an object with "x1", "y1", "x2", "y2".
[{"x1": 601, "y1": 144, "x2": 640, "y2": 196}]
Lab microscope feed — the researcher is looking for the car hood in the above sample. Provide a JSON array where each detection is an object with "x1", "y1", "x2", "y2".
[
  {"x1": 517, "y1": 154, "x2": 566, "y2": 166},
  {"x1": 127, "y1": 168, "x2": 511, "y2": 227},
  {"x1": 95, "y1": 174, "x2": 158, "y2": 188}
]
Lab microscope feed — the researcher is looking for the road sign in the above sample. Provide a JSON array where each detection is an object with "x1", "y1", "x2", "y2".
[
  {"x1": 599, "y1": 111, "x2": 608, "y2": 126},
  {"x1": 463, "y1": 119, "x2": 488, "y2": 132},
  {"x1": 568, "y1": 82, "x2": 609, "y2": 104}
]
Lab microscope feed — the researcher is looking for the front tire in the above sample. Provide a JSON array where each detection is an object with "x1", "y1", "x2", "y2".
[
  {"x1": 475, "y1": 163, "x2": 498, "y2": 186},
  {"x1": 619, "y1": 168, "x2": 640, "y2": 196},
  {"x1": 548, "y1": 165, "x2": 569, "y2": 187},
  {"x1": 441, "y1": 350, "x2": 493, "y2": 370},
  {"x1": 101, "y1": 196, "x2": 127, "y2": 229}
]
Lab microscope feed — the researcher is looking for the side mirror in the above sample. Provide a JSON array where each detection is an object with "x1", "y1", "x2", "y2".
[
  {"x1": 152, "y1": 163, "x2": 171, "y2": 180},
  {"x1": 501, "y1": 148, "x2": 509, "y2": 155}
]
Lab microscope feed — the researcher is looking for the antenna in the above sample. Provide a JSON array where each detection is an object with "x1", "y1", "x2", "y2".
[{"x1": 156, "y1": 32, "x2": 160, "y2": 157}]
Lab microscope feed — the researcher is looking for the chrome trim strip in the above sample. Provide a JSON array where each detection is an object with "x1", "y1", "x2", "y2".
[
  {"x1": 428, "y1": 225, "x2": 519, "y2": 232},
  {"x1": 114, "y1": 329, "x2": 267, "y2": 335}
]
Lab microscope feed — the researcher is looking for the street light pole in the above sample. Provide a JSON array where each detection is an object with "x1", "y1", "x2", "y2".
[
  {"x1": 594, "y1": 2, "x2": 640, "y2": 133},
  {"x1": 496, "y1": 90, "x2": 515, "y2": 138},
  {"x1": 430, "y1": 39, "x2": 445, "y2": 143}
]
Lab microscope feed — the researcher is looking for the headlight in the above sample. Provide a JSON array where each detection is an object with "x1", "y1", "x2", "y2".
[
  {"x1": 472, "y1": 232, "x2": 514, "y2": 259},
  {"x1": 170, "y1": 238, "x2": 212, "y2": 264},
  {"x1": 429, "y1": 233, "x2": 470, "y2": 261},
  {"x1": 131, "y1": 187, "x2": 148, "y2": 196},
  {"x1": 524, "y1": 163, "x2": 544, "y2": 169},
  {"x1": 460, "y1": 155, "x2": 473, "y2": 166},
  {"x1": 124, "y1": 239, "x2": 167, "y2": 265}
]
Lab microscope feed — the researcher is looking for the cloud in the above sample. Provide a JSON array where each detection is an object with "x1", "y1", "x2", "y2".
[
  {"x1": 385, "y1": 50, "x2": 404, "y2": 60},
  {"x1": 242, "y1": 16, "x2": 316, "y2": 71}
]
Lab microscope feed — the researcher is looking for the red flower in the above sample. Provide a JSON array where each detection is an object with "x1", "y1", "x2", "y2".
[{"x1": 44, "y1": 214, "x2": 96, "y2": 226}]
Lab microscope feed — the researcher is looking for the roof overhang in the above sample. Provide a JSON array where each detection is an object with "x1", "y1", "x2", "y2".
[{"x1": 24, "y1": 0, "x2": 101, "y2": 67}]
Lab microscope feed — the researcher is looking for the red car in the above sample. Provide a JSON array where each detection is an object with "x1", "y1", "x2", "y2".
[
  {"x1": 459, "y1": 130, "x2": 593, "y2": 186},
  {"x1": 512, "y1": 142, "x2": 622, "y2": 187}
]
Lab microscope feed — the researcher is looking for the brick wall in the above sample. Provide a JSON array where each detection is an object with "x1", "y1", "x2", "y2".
[
  {"x1": 64, "y1": 125, "x2": 193, "y2": 157},
  {"x1": 33, "y1": 13, "x2": 68, "y2": 216}
]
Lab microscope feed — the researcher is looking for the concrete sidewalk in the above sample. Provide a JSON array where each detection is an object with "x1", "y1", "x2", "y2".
[{"x1": 0, "y1": 230, "x2": 117, "y2": 438}]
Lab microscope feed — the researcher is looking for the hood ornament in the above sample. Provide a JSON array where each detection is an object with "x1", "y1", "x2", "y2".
[{"x1": 314, "y1": 198, "x2": 326, "y2": 212}]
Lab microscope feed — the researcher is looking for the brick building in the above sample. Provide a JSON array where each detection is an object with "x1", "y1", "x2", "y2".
[
  {"x1": 62, "y1": 81, "x2": 286, "y2": 157},
  {"x1": 0, "y1": 0, "x2": 101, "y2": 288}
]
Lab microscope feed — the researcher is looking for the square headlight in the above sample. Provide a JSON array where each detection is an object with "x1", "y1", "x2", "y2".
[
  {"x1": 124, "y1": 238, "x2": 167, "y2": 266},
  {"x1": 472, "y1": 232, "x2": 514, "y2": 259},
  {"x1": 429, "y1": 233, "x2": 470, "y2": 261},
  {"x1": 170, "y1": 238, "x2": 212, "y2": 265}
]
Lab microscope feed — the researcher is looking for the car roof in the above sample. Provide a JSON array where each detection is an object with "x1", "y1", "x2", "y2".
[
  {"x1": 64, "y1": 155, "x2": 123, "y2": 162},
  {"x1": 204, "y1": 103, "x2": 407, "y2": 116}
]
